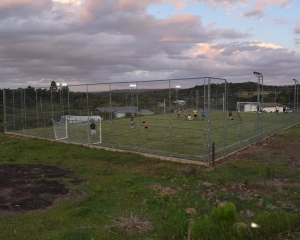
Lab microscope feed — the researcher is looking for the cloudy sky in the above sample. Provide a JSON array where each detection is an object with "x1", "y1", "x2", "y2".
[{"x1": 1, "y1": 0, "x2": 300, "y2": 89}]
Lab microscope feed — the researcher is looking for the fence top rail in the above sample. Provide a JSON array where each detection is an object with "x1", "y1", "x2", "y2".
[{"x1": 3, "y1": 76, "x2": 227, "y2": 90}]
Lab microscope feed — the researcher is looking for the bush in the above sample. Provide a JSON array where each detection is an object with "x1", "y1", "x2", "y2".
[
  {"x1": 210, "y1": 202, "x2": 236, "y2": 227},
  {"x1": 254, "y1": 210, "x2": 300, "y2": 236},
  {"x1": 191, "y1": 215, "x2": 222, "y2": 240},
  {"x1": 157, "y1": 209, "x2": 188, "y2": 240}
]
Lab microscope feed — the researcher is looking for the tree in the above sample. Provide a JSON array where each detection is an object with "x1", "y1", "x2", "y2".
[{"x1": 50, "y1": 81, "x2": 57, "y2": 92}]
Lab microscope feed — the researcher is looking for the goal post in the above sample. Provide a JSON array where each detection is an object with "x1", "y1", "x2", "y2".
[
  {"x1": 52, "y1": 116, "x2": 68, "y2": 140},
  {"x1": 237, "y1": 102, "x2": 260, "y2": 112},
  {"x1": 53, "y1": 115, "x2": 102, "y2": 144}
]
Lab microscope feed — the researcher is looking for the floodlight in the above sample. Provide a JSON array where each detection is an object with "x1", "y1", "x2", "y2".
[
  {"x1": 253, "y1": 71, "x2": 262, "y2": 77},
  {"x1": 129, "y1": 84, "x2": 136, "y2": 88},
  {"x1": 175, "y1": 85, "x2": 181, "y2": 88}
]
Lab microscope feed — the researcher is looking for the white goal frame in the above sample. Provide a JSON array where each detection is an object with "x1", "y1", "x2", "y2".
[
  {"x1": 237, "y1": 102, "x2": 260, "y2": 112},
  {"x1": 53, "y1": 115, "x2": 102, "y2": 144}
]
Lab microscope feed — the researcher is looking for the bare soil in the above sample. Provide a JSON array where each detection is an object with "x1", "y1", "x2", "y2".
[
  {"x1": 0, "y1": 164, "x2": 77, "y2": 215},
  {"x1": 217, "y1": 132, "x2": 300, "y2": 169}
]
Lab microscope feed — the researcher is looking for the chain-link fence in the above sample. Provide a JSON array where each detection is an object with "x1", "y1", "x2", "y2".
[{"x1": 2, "y1": 77, "x2": 299, "y2": 163}]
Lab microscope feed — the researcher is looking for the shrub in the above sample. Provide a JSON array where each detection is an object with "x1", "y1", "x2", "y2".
[
  {"x1": 254, "y1": 210, "x2": 300, "y2": 235},
  {"x1": 191, "y1": 215, "x2": 222, "y2": 240},
  {"x1": 157, "y1": 209, "x2": 188, "y2": 240},
  {"x1": 210, "y1": 202, "x2": 236, "y2": 227}
]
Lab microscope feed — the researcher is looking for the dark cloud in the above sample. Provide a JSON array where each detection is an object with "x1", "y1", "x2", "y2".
[{"x1": 0, "y1": 0, "x2": 299, "y2": 89}]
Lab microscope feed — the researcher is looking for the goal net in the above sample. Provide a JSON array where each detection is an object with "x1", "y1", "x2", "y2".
[
  {"x1": 53, "y1": 115, "x2": 102, "y2": 144},
  {"x1": 237, "y1": 102, "x2": 260, "y2": 112}
]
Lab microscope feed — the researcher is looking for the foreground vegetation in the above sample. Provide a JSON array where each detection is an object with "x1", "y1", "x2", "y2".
[{"x1": 0, "y1": 124, "x2": 300, "y2": 239}]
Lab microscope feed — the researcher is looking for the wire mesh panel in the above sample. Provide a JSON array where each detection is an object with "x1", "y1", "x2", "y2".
[{"x1": 2, "y1": 77, "x2": 299, "y2": 163}]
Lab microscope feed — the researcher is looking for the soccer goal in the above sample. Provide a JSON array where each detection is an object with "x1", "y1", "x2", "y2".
[
  {"x1": 237, "y1": 102, "x2": 260, "y2": 112},
  {"x1": 53, "y1": 115, "x2": 102, "y2": 144}
]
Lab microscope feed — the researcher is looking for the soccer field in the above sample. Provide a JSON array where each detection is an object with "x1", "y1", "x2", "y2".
[{"x1": 9, "y1": 110, "x2": 295, "y2": 162}]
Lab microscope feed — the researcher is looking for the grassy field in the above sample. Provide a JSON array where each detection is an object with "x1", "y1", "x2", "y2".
[
  {"x1": 1, "y1": 123, "x2": 300, "y2": 239},
  {"x1": 7, "y1": 111, "x2": 295, "y2": 161}
]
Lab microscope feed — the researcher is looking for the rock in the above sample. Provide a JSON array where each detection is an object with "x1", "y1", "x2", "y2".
[
  {"x1": 185, "y1": 208, "x2": 196, "y2": 214},
  {"x1": 202, "y1": 182, "x2": 214, "y2": 187},
  {"x1": 207, "y1": 191, "x2": 216, "y2": 198},
  {"x1": 246, "y1": 210, "x2": 255, "y2": 218},
  {"x1": 220, "y1": 187, "x2": 227, "y2": 192}
]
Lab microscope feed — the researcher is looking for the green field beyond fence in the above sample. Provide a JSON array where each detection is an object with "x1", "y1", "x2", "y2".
[
  {"x1": 5, "y1": 110, "x2": 295, "y2": 162},
  {"x1": 2, "y1": 77, "x2": 299, "y2": 163}
]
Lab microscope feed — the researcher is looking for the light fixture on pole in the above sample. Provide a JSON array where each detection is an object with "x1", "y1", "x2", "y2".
[
  {"x1": 56, "y1": 82, "x2": 68, "y2": 116},
  {"x1": 175, "y1": 85, "x2": 180, "y2": 101},
  {"x1": 253, "y1": 72, "x2": 263, "y2": 111}
]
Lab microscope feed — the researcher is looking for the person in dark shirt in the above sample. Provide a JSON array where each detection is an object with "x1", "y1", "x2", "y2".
[
  {"x1": 229, "y1": 109, "x2": 233, "y2": 120},
  {"x1": 90, "y1": 121, "x2": 96, "y2": 138}
]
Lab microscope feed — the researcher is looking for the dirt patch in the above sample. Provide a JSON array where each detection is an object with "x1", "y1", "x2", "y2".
[
  {"x1": 216, "y1": 133, "x2": 300, "y2": 167},
  {"x1": 149, "y1": 183, "x2": 178, "y2": 196},
  {"x1": 0, "y1": 164, "x2": 79, "y2": 215}
]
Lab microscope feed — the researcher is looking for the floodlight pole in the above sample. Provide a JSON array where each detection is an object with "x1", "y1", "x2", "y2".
[
  {"x1": 129, "y1": 84, "x2": 136, "y2": 115},
  {"x1": 253, "y1": 72, "x2": 263, "y2": 110},
  {"x1": 253, "y1": 71, "x2": 263, "y2": 143},
  {"x1": 57, "y1": 82, "x2": 68, "y2": 116},
  {"x1": 293, "y1": 79, "x2": 299, "y2": 125},
  {"x1": 175, "y1": 85, "x2": 180, "y2": 101}
]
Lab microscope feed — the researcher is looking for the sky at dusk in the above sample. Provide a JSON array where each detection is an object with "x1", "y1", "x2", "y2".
[{"x1": 0, "y1": 0, "x2": 300, "y2": 89}]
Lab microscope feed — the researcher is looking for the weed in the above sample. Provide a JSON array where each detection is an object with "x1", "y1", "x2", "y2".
[
  {"x1": 210, "y1": 202, "x2": 236, "y2": 227},
  {"x1": 254, "y1": 210, "x2": 300, "y2": 236},
  {"x1": 157, "y1": 209, "x2": 188, "y2": 240}
]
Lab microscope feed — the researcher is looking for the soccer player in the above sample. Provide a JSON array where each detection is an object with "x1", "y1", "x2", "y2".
[
  {"x1": 142, "y1": 121, "x2": 148, "y2": 129},
  {"x1": 193, "y1": 109, "x2": 198, "y2": 120},
  {"x1": 177, "y1": 109, "x2": 182, "y2": 119},
  {"x1": 130, "y1": 117, "x2": 135, "y2": 131},
  {"x1": 229, "y1": 109, "x2": 233, "y2": 120},
  {"x1": 90, "y1": 121, "x2": 96, "y2": 138},
  {"x1": 201, "y1": 109, "x2": 205, "y2": 121}
]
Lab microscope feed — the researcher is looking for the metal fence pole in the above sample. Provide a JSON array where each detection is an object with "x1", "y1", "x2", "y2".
[
  {"x1": 169, "y1": 79, "x2": 172, "y2": 157},
  {"x1": 135, "y1": 82, "x2": 141, "y2": 152},
  {"x1": 207, "y1": 78, "x2": 211, "y2": 163},
  {"x1": 3, "y1": 90, "x2": 6, "y2": 132},
  {"x1": 203, "y1": 78, "x2": 208, "y2": 161},
  {"x1": 109, "y1": 83, "x2": 114, "y2": 147},
  {"x1": 13, "y1": 90, "x2": 15, "y2": 131},
  {"x1": 86, "y1": 84, "x2": 90, "y2": 144},
  {"x1": 293, "y1": 79, "x2": 298, "y2": 125},
  {"x1": 36, "y1": 89, "x2": 39, "y2": 128}
]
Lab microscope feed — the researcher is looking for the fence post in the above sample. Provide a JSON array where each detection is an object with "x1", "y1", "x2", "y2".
[
  {"x1": 2, "y1": 89, "x2": 6, "y2": 133},
  {"x1": 212, "y1": 141, "x2": 215, "y2": 167}
]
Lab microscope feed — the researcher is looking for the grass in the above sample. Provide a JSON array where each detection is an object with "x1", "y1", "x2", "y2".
[
  {"x1": 6, "y1": 111, "x2": 295, "y2": 162},
  {"x1": 0, "y1": 124, "x2": 300, "y2": 239}
]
